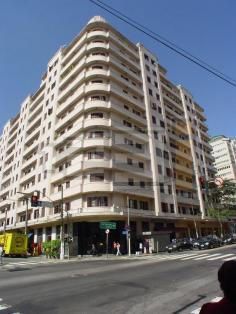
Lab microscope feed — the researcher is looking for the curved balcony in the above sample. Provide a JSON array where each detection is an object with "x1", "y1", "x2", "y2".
[
  {"x1": 82, "y1": 182, "x2": 112, "y2": 193},
  {"x1": 86, "y1": 42, "x2": 108, "y2": 52},
  {"x1": 85, "y1": 69, "x2": 108, "y2": 80},
  {"x1": 82, "y1": 160, "x2": 111, "y2": 170},
  {"x1": 50, "y1": 184, "x2": 82, "y2": 201},
  {"x1": 85, "y1": 83, "x2": 109, "y2": 94},
  {"x1": 83, "y1": 138, "x2": 112, "y2": 149},
  {"x1": 87, "y1": 30, "x2": 108, "y2": 39},
  {"x1": 54, "y1": 122, "x2": 83, "y2": 147},
  {"x1": 0, "y1": 199, "x2": 11, "y2": 210},
  {"x1": 86, "y1": 55, "x2": 108, "y2": 66},
  {"x1": 84, "y1": 100, "x2": 109, "y2": 111},
  {"x1": 20, "y1": 170, "x2": 36, "y2": 185},
  {"x1": 84, "y1": 118, "x2": 110, "y2": 129}
]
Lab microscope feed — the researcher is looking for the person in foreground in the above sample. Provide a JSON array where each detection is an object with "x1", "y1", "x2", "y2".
[{"x1": 200, "y1": 260, "x2": 236, "y2": 314}]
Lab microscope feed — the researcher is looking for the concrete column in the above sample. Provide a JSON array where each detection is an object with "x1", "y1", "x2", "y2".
[
  {"x1": 42, "y1": 227, "x2": 46, "y2": 242},
  {"x1": 34, "y1": 229, "x2": 38, "y2": 243},
  {"x1": 51, "y1": 226, "x2": 57, "y2": 240},
  {"x1": 136, "y1": 220, "x2": 142, "y2": 235}
]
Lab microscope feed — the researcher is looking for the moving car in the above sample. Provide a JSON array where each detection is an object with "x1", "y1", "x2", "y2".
[{"x1": 166, "y1": 239, "x2": 193, "y2": 253}]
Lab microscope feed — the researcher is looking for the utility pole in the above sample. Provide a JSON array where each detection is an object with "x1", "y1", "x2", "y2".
[
  {"x1": 126, "y1": 195, "x2": 131, "y2": 257},
  {"x1": 17, "y1": 192, "x2": 30, "y2": 235},
  {"x1": 60, "y1": 185, "x2": 64, "y2": 260}
]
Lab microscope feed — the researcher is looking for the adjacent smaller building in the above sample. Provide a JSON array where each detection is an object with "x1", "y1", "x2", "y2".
[{"x1": 210, "y1": 135, "x2": 236, "y2": 182}]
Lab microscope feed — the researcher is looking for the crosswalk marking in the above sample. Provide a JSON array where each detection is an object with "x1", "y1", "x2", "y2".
[
  {"x1": 223, "y1": 256, "x2": 236, "y2": 261},
  {"x1": 181, "y1": 253, "x2": 205, "y2": 260},
  {"x1": 207, "y1": 253, "x2": 234, "y2": 261},
  {"x1": 192, "y1": 253, "x2": 212, "y2": 260}
]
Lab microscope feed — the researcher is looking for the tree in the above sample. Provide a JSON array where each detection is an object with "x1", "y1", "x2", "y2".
[{"x1": 206, "y1": 180, "x2": 236, "y2": 237}]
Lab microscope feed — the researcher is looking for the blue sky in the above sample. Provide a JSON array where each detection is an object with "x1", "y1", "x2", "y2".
[{"x1": 0, "y1": 0, "x2": 235, "y2": 136}]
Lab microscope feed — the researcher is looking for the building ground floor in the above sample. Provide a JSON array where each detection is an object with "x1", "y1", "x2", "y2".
[{"x1": 6, "y1": 215, "x2": 230, "y2": 255}]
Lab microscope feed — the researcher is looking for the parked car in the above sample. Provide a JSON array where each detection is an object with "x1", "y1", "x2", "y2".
[
  {"x1": 166, "y1": 239, "x2": 193, "y2": 253},
  {"x1": 221, "y1": 234, "x2": 233, "y2": 245},
  {"x1": 231, "y1": 234, "x2": 236, "y2": 244},
  {"x1": 197, "y1": 236, "x2": 221, "y2": 250}
]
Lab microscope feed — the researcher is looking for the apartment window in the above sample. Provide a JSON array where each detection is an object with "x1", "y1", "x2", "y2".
[
  {"x1": 158, "y1": 107, "x2": 162, "y2": 114},
  {"x1": 144, "y1": 54, "x2": 149, "y2": 61},
  {"x1": 45, "y1": 153, "x2": 48, "y2": 161},
  {"x1": 91, "y1": 95, "x2": 106, "y2": 101},
  {"x1": 38, "y1": 173, "x2": 41, "y2": 182},
  {"x1": 87, "y1": 196, "x2": 108, "y2": 207},
  {"x1": 91, "y1": 80, "x2": 103, "y2": 83},
  {"x1": 138, "y1": 162, "x2": 144, "y2": 169},
  {"x1": 154, "y1": 131, "x2": 158, "y2": 139},
  {"x1": 42, "y1": 188, "x2": 46, "y2": 197},
  {"x1": 48, "y1": 122, "x2": 51, "y2": 129},
  {"x1": 44, "y1": 170, "x2": 47, "y2": 179},
  {"x1": 91, "y1": 112, "x2": 103, "y2": 119},
  {"x1": 65, "y1": 161, "x2": 71, "y2": 168},
  {"x1": 158, "y1": 165, "x2": 162, "y2": 175},
  {"x1": 152, "y1": 116, "x2": 156, "y2": 124},
  {"x1": 40, "y1": 157, "x2": 43, "y2": 165},
  {"x1": 145, "y1": 65, "x2": 150, "y2": 71},
  {"x1": 163, "y1": 151, "x2": 169, "y2": 160},
  {"x1": 170, "y1": 204, "x2": 174, "y2": 213},
  {"x1": 125, "y1": 138, "x2": 133, "y2": 146},
  {"x1": 160, "y1": 183, "x2": 165, "y2": 193},
  {"x1": 128, "y1": 178, "x2": 134, "y2": 186},
  {"x1": 135, "y1": 143, "x2": 142, "y2": 150},
  {"x1": 166, "y1": 168, "x2": 172, "y2": 177},
  {"x1": 154, "y1": 81, "x2": 158, "y2": 88},
  {"x1": 124, "y1": 105, "x2": 129, "y2": 110},
  {"x1": 90, "y1": 173, "x2": 104, "y2": 182},
  {"x1": 129, "y1": 199, "x2": 138, "y2": 209},
  {"x1": 34, "y1": 209, "x2": 39, "y2": 219},
  {"x1": 152, "y1": 70, "x2": 157, "y2": 77},
  {"x1": 127, "y1": 158, "x2": 133, "y2": 165},
  {"x1": 123, "y1": 120, "x2": 132, "y2": 128},
  {"x1": 139, "y1": 201, "x2": 149, "y2": 210},
  {"x1": 140, "y1": 181, "x2": 145, "y2": 188},
  {"x1": 88, "y1": 131, "x2": 104, "y2": 139},
  {"x1": 161, "y1": 202, "x2": 168, "y2": 213},
  {"x1": 168, "y1": 185, "x2": 172, "y2": 194},
  {"x1": 156, "y1": 148, "x2": 162, "y2": 157},
  {"x1": 88, "y1": 151, "x2": 104, "y2": 159},
  {"x1": 147, "y1": 76, "x2": 151, "y2": 83},
  {"x1": 160, "y1": 120, "x2": 165, "y2": 128},
  {"x1": 65, "y1": 202, "x2": 71, "y2": 211},
  {"x1": 92, "y1": 65, "x2": 103, "y2": 69},
  {"x1": 152, "y1": 103, "x2": 157, "y2": 110},
  {"x1": 149, "y1": 89, "x2": 153, "y2": 96}
]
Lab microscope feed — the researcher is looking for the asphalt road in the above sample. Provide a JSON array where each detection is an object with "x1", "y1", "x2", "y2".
[{"x1": 0, "y1": 245, "x2": 236, "y2": 314}]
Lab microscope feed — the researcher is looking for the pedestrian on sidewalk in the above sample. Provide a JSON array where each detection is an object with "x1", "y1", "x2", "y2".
[
  {"x1": 112, "y1": 241, "x2": 117, "y2": 255},
  {"x1": 200, "y1": 260, "x2": 236, "y2": 314},
  {"x1": 116, "y1": 242, "x2": 121, "y2": 256}
]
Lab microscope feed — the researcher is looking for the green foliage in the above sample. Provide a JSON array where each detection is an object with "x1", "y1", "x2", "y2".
[{"x1": 43, "y1": 240, "x2": 61, "y2": 258}]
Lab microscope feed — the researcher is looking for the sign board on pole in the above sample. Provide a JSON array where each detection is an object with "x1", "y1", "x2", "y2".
[{"x1": 99, "y1": 222, "x2": 116, "y2": 230}]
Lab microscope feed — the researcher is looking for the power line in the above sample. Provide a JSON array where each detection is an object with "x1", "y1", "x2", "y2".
[{"x1": 89, "y1": 0, "x2": 236, "y2": 88}]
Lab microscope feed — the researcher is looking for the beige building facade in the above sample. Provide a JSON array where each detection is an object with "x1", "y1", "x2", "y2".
[{"x1": 0, "y1": 16, "x2": 220, "y2": 254}]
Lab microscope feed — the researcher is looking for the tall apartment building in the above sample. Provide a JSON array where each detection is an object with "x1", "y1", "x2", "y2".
[
  {"x1": 210, "y1": 135, "x2": 236, "y2": 181},
  {"x1": 0, "y1": 16, "x2": 218, "y2": 254}
]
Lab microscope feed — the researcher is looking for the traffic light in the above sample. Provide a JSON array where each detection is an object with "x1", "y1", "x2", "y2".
[{"x1": 31, "y1": 191, "x2": 40, "y2": 207}]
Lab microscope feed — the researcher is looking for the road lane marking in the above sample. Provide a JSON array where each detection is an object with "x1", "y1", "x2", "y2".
[
  {"x1": 207, "y1": 253, "x2": 234, "y2": 261},
  {"x1": 193, "y1": 253, "x2": 220, "y2": 260},
  {"x1": 223, "y1": 256, "x2": 236, "y2": 261}
]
